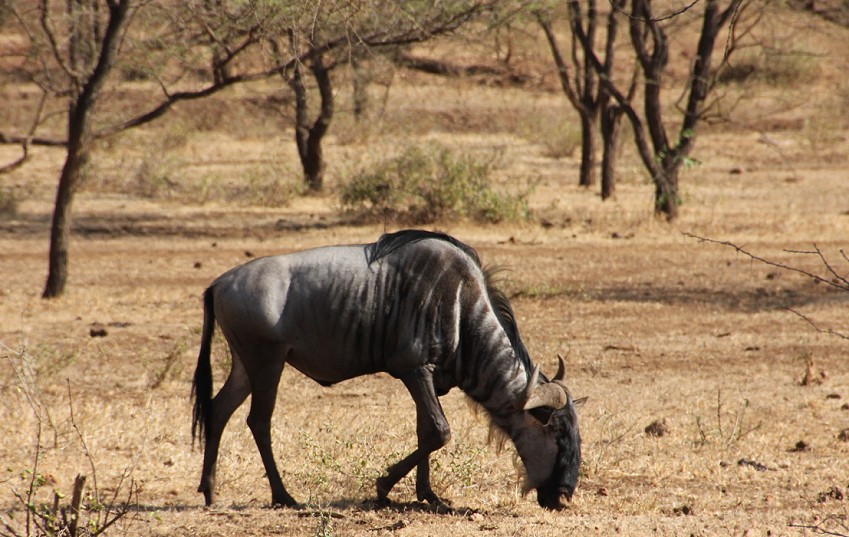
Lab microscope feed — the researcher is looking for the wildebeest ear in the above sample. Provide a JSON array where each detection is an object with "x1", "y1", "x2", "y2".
[{"x1": 573, "y1": 396, "x2": 588, "y2": 410}]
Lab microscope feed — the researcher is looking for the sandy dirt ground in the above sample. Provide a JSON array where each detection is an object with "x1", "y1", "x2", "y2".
[{"x1": 2, "y1": 8, "x2": 849, "y2": 537}]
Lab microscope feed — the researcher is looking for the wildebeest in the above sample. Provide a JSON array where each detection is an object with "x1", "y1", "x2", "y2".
[{"x1": 192, "y1": 230, "x2": 583, "y2": 510}]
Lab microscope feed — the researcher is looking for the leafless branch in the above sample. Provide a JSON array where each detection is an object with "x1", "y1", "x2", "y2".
[
  {"x1": 785, "y1": 245, "x2": 849, "y2": 287},
  {"x1": 685, "y1": 233, "x2": 849, "y2": 342},
  {"x1": 66, "y1": 380, "x2": 100, "y2": 504},
  {"x1": 0, "y1": 89, "x2": 51, "y2": 174},
  {"x1": 39, "y1": 0, "x2": 77, "y2": 82},
  {"x1": 536, "y1": 13, "x2": 582, "y2": 110},
  {"x1": 608, "y1": 0, "x2": 703, "y2": 22},
  {"x1": 95, "y1": 2, "x2": 484, "y2": 138},
  {"x1": 683, "y1": 233, "x2": 848, "y2": 292},
  {"x1": 788, "y1": 512, "x2": 849, "y2": 537},
  {"x1": 786, "y1": 308, "x2": 849, "y2": 341}
]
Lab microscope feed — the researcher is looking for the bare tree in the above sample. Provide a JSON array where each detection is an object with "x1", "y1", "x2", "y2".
[
  {"x1": 34, "y1": 0, "x2": 132, "y2": 298},
  {"x1": 537, "y1": 0, "x2": 634, "y2": 197},
  {"x1": 686, "y1": 233, "x2": 849, "y2": 341},
  {"x1": 1, "y1": 0, "x2": 489, "y2": 298},
  {"x1": 537, "y1": 2, "x2": 602, "y2": 188},
  {"x1": 570, "y1": 0, "x2": 746, "y2": 220},
  {"x1": 262, "y1": 1, "x2": 489, "y2": 192}
]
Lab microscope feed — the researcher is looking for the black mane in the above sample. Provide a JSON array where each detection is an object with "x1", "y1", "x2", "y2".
[
  {"x1": 368, "y1": 229, "x2": 481, "y2": 266},
  {"x1": 368, "y1": 230, "x2": 533, "y2": 374}
]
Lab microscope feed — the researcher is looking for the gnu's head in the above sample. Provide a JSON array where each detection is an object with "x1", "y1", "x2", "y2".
[{"x1": 519, "y1": 355, "x2": 584, "y2": 510}]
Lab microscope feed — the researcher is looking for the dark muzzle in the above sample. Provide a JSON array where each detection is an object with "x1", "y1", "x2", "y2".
[{"x1": 536, "y1": 483, "x2": 574, "y2": 510}]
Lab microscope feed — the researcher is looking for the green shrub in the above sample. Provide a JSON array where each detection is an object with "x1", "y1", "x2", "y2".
[{"x1": 339, "y1": 143, "x2": 530, "y2": 223}]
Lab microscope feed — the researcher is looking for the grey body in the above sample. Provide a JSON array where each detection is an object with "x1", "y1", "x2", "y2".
[{"x1": 192, "y1": 230, "x2": 582, "y2": 510}]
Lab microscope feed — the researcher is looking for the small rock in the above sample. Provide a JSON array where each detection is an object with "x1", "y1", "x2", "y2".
[
  {"x1": 841, "y1": 403, "x2": 849, "y2": 411},
  {"x1": 194, "y1": 261, "x2": 202, "y2": 269},
  {"x1": 838, "y1": 429, "x2": 849, "y2": 442},
  {"x1": 729, "y1": 167, "x2": 744, "y2": 175},
  {"x1": 597, "y1": 487, "x2": 609, "y2": 496},
  {"x1": 645, "y1": 418, "x2": 670, "y2": 437},
  {"x1": 826, "y1": 393, "x2": 842, "y2": 399},
  {"x1": 789, "y1": 440, "x2": 810, "y2": 452},
  {"x1": 738, "y1": 458, "x2": 769, "y2": 472},
  {"x1": 817, "y1": 486, "x2": 845, "y2": 503},
  {"x1": 673, "y1": 504, "x2": 693, "y2": 516},
  {"x1": 244, "y1": 250, "x2": 254, "y2": 258},
  {"x1": 90, "y1": 325, "x2": 108, "y2": 338}
]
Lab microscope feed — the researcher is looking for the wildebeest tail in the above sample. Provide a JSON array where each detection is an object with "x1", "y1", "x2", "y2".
[{"x1": 191, "y1": 286, "x2": 216, "y2": 447}]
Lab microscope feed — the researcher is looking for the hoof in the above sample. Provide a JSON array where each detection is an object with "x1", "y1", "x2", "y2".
[
  {"x1": 198, "y1": 486, "x2": 214, "y2": 507},
  {"x1": 271, "y1": 495, "x2": 299, "y2": 509},
  {"x1": 375, "y1": 476, "x2": 392, "y2": 501},
  {"x1": 427, "y1": 497, "x2": 454, "y2": 515},
  {"x1": 418, "y1": 490, "x2": 453, "y2": 513}
]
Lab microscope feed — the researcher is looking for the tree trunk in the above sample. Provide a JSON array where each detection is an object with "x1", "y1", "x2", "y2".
[
  {"x1": 291, "y1": 54, "x2": 333, "y2": 192},
  {"x1": 43, "y1": 0, "x2": 129, "y2": 298},
  {"x1": 653, "y1": 159, "x2": 680, "y2": 220},
  {"x1": 43, "y1": 140, "x2": 88, "y2": 298},
  {"x1": 600, "y1": 102, "x2": 623, "y2": 200},
  {"x1": 578, "y1": 110, "x2": 597, "y2": 187}
]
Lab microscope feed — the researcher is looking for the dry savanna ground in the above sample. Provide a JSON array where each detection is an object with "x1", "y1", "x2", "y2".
[{"x1": 2, "y1": 7, "x2": 849, "y2": 537}]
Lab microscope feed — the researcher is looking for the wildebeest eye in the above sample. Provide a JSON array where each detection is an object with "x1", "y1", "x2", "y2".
[{"x1": 528, "y1": 407, "x2": 555, "y2": 425}]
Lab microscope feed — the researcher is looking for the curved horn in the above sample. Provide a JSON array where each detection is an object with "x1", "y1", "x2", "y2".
[
  {"x1": 554, "y1": 354, "x2": 567, "y2": 383},
  {"x1": 522, "y1": 363, "x2": 541, "y2": 407},
  {"x1": 524, "y1": 383, "x2": 569, "y2": 410},
  {"x1": 523, "y1": 360, "x2": 569, "y2": 410}
]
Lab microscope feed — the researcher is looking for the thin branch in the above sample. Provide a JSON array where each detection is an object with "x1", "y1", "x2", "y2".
[
  {"x1": 683, "y1": 233, "x2": 848, "y2": 292},
  {"x1": 39, "y1": 0, "x2": 77, "y2": 82},
  {"x1": 0, "y1": 513, "x2": 26, "y2": 537},
  {"x1": 685, "y1": 233, "x2": 849, "y2": 341},
  {"x1": 786, "y1": 308, "x2": 849, "y2": 341},
  {"x1": 536, "y1": 13, "x2": 582, "y2": 110},
  {"x1": 785, "y1": 244, "x2": 849, "y2": 286},
  {"x1": 0, "y1": 89, "x2": 51, "y2": 173},
  {"x1": 608, "y1": 0, "x2": 703, "y2": 22},
  {"x1": 67, "y1": 380, "x2": 100, "y2": 510},
  {"x1": 96, "y1": 2, "x2": 483, "y2": 139},
  {"x1": 0, "y1": 134, "x2": 67, "y2": 147},
  {"x1": 788, "y1": 514, "x2": 849, "y2": 537}
]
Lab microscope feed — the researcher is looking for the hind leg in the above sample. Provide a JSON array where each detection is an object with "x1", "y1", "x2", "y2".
[
  {"x1": 199, "y1": 354, "x2": 251, "y2": 506},
  {"x1": 243, "y1": 347, "x2": 297, "y2": 507}
]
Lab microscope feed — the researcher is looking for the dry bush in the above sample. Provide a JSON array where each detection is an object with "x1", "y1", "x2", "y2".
[
  {"x1": 0, "y1": 343, "x2": 140, "y2": 537},
  {"x1": 339, "y1": 142, "x2": 531, "y2": 224}
]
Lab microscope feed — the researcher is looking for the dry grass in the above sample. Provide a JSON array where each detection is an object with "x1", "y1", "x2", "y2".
[{"x1": 2, "y1": 6, "x2": 849, "y2": 537}]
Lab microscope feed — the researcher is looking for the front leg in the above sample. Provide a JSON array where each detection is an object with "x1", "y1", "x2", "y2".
[
  {"x1": 376, "y1": 366, "x2": 452, "y2": 507},
  {"x1": 416, "y1": 459, "x2": 453, "y2": 513}
]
